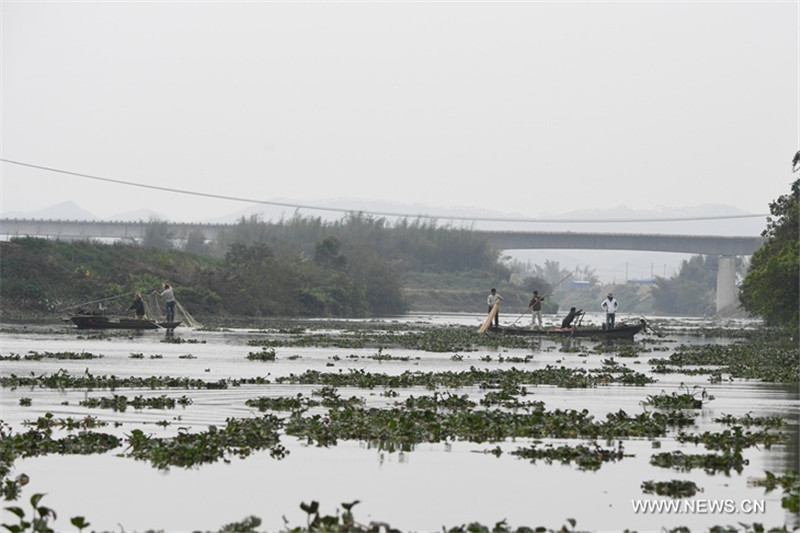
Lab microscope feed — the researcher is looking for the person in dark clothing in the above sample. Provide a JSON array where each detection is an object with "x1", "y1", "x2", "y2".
[
  {"x1": 561, "y1": 307, "x2": 584, "y2": 328},
  {"x1": 129, "y1": 293, "x2": 146, "y2": 319},
  {"x1": 528, "y1": 290, "x2": 545, "y2": 329}
]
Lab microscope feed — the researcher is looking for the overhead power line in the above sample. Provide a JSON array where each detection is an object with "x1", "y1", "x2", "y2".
[{"x1": 0, "y1": 158, "x2": 769, "y2": 224}]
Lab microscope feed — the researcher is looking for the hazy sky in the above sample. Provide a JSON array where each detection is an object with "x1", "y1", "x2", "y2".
[{"x1": 1, "y1": 1, "x2": 798, "y2": 225}]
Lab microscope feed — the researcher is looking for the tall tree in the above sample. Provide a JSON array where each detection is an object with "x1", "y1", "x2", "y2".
[
  {"x1": 142, "y1": 218, "x2": 173, "y2": 250},
  {"x1": 314, "y1": 236, "x2": 347, "y2": 269},
  {"x1": 740, "y1": 179, "x2": 799, "y2": 329}
]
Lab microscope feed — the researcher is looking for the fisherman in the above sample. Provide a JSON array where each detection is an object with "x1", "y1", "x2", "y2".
[
  {"x1": 154, "y1": 283, "x2": 176, "y2": 322},
  {"x1": 527, "y1": 290, "x2": 545, "y2": 329},
  {"x1": 128, "y1": 293, "x2": 146, "y2": 320},
  {"x1": 601, "y1": 293, "x2": 619, "y2": 330},
  {"x1": 487, "y1": 288, "x2": 502, "y2": 327},
  {"x1": 561, "y1": 307, "x2": 584, "y2": 328}
]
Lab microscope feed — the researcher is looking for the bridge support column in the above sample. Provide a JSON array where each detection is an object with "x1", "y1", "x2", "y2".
[{"x1": 716, "y1": 255, "x2": 737, "y2": 313}]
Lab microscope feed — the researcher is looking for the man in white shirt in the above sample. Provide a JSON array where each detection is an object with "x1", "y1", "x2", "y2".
[{"x1": 601, "y1": 293, "x2": 618, "y2": 330}]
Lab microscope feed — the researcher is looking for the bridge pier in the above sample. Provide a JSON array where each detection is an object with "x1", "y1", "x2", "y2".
[{"x1": 716, "y1": 255, "x2": 738, "y2": 313}]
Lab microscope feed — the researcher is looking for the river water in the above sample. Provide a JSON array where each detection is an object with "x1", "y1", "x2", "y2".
[{"x1": 0, "y1": 313, "x2": 797, "y2": 532}]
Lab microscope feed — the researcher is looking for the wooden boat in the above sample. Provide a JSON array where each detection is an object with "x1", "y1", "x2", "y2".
[
  {"x1": 67, "y1": 313, "x2": 181, "y2": 330},
  {"x1": 488, "y1": 319, "x2": 647, "y2": 340}
]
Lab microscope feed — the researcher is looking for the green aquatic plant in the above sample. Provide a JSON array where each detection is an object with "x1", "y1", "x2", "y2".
[
  {"x1": 479, "y1": 385, "x2": 541, "y2": 410},
  {"x1": 0, "y1": 351, "x2": 101, "y2": 361},
  {"x1": 309, "y1": 387, "x2": 365, "y2": 410},
  {"x1": 675, "y1": 427, "x2": 785, "y2": 451},
  {"x1": 14, "y1": 430, "x2": 120, "y2": 457},
  {"x1": 401, "y1": 392, "x2": 476, "y2": 412},
  {"x1": 281, "y1": 499, "x2": 584, "y2": 533},
  {"x1": 286, "y1": 404, "x2": 684, "y2": 452},
  {"x1": 713, "y1": 413, "x2": 785, "y2": 428},
  {"x1": 511, "y1": 441, "x2": 627, "y2": 471},
  {"x1": 0, "y1": 370, "x2": 240, "y2": 390},
  {"x1": 367, "y1": 347, "x2": 413, "y2": 361},
  {"x1": 495, "y1": 354, "x2": 533, "y2": 364},
  {"x1": 587, "y1": 365, "x2": 656, "y2": 386},
  {"x1": 247, "y1": 347, "x2": 276, "y2": 361},
  {"x1": 160, "y1": 336, "x2": 206, "y2": 344},
  {"x1": 1, "y1": 473, "x2": 29, "y2": 503},
  {"x1": 69, "y1": 516, "x2": 90, "y2": 533},
  {"x1": 643, "y1": 385, "x2": 711, "y2": 410},
  {"x1": 650, "y1": 450, "x2": 748, "y2": 474},
  {"x1": 613, "y1": 345, "x2": 643, "y2": 358},
  {"x1": 218, "y1": 515, "x2": 261, "y2": 533},
  {"x1": 641, "y1": 479, "x2": 701, "y2": 498},
  {"x1": 21, "y1": 415, "x2": 106, "y2": 431},
  {"x1": 124, "y1": 415, "x2": 286, "y2": 469},
  {"x1": 3, "y1": 493, "x2": 58, "y2": 533},
  {"x1": 750, "y1": 471, "x2": 800, "y2": 513},
  {"x1": 0, "y1": 479, "x2": 90, "y2": 532},
  {"x1": 78, "y1": 394, "x2": 191, "y2": 412},
  {"x1": 246, "y1": 394, "x2": 314, "y2": 412},
  {"x1": 0, "y1": 491, "x2": 793, "y2": 533},
  {"x1": 0, "y1": 365, "x2": 652, "y2": 392},
  {"x1": 78, "y1": 395, "x2": 128, "y2": 412},
  {"x1": 274, "y1": 365, "x2": 654, "y2": 391},
  {"x1": 648, "y1": 342, "x2": 799, "y2": 383}
]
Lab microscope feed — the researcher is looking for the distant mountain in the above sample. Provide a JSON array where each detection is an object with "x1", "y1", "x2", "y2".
[{"x1": 3, "y1": 201, "x2": 97, "y2": 221}]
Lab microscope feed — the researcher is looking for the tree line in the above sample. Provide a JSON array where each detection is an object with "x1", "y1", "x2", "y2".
[{"x1": 0, "y1": 215, "x2": 503, "y2": 318}]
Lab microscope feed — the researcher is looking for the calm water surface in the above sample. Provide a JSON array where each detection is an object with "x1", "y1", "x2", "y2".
[{"x1": 0, "y1": 313, "x2": 797, "y2": 532}]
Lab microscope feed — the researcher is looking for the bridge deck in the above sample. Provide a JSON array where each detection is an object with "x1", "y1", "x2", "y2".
[{"x1": 0, "y1": 219, "x2": 764, "y2": 256}]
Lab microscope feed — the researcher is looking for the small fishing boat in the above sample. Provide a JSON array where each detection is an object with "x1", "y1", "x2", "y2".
[
  {"x1": 67, "y1": 313, "x2": 181, "y2": 330},
  {"x1": 488, "y1": 319, "x2": 648, "y2": 340}
]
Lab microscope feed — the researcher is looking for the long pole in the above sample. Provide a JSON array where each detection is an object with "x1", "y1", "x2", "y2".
[
  {"x1": 551, "y1": 271, "x2": 574, "y2": 292},
  {"x1": 56, "y1": 292, "x2": 138, "y2": 313},
  {"x1": 509, "y1": 271, "x2": 574, "y2": 326}
]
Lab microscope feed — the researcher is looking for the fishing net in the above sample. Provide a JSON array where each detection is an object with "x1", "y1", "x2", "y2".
[
  {"x1": 141, "y1": 293, "x2": 202, "y2": 328},
  {"x1": 175, "y1": 300, "x2": 202, "y2": 328},
  {"x1": 64, "y1": 291, "x2": 201, "y2": 328}
]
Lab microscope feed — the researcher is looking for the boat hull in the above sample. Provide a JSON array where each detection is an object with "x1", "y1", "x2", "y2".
[
  {"x1": 489, "y1": 321, "x2": 645, "y2": 340},
  {"x1": 68, "y1": 315, "x2": 181, "y2": 330}
]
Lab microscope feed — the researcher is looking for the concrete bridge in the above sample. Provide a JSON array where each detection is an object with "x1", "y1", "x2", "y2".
[
  {"x1": 0, "y1": 218, "x2": 225, "y2": 242},
  {"x1": 0, "y1": 218, "x2": 764, "y2": 313}
]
